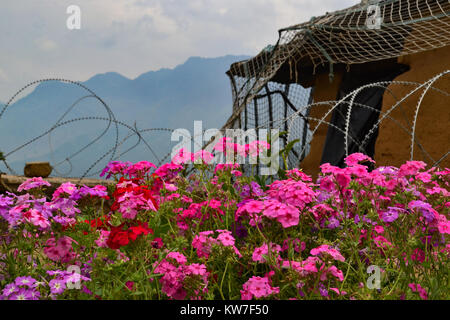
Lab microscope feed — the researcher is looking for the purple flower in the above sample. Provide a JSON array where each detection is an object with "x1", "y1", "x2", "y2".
[
  {"x1": 318, "y1": 283, "x2": 329, "y2": 297},
  {"x1": 409, "y1": 200, "x2": 437, "y2": 223},
  {"x1": 381, "y1": 207, "x2": 402, "y2": 223},
  {"x1": 240, "y1": 184, "x2": 251, "y2": 198},
  {"x1": 81, "y1": 285, "x2": 93, "y2": 295},
  {"x1": 232, "y1": 221, "x2": 248, "y2": 239},
  {"x1": 29, "y1": 289, "x2": 41, "y2": 300},
  {"x1": 17, "y1": 177, "x2": 51, "y2": 192},
  {"x1": 362, "y1": 215, "x2": 376, "y2": 225},
  {"x1": 9, "y1": 288, "x2": 33, "y2": 300},
  {"x1": 49, "y1": 279, "x2": 66, "y2": 295},
  {"x1": 0, "y1": 195, "x2": 13, "y2": 209},
  {"x1": 251, "y1": 181, "x2": 264, "y2": 197},
  {"x1": 15, "y1": 276, "x2": 37, "y2": 288},
  {"x1": 2, "y1": 283, "x2": 19, "y2": 297},
  {"x1": 327, "y1": 217, "x2": 340, "y2": 229}
]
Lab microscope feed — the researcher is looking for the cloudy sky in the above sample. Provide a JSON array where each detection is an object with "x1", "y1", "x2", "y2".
[{"x1": 0, "y1": 0, "x2": 359, "y2": 99}]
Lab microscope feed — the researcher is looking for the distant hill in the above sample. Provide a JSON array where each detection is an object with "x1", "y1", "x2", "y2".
[{"x1": 0, "y1": 55, "x2": 250, "y2": 177}]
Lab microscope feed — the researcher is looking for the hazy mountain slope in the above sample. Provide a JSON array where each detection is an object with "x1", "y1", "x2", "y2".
[{"x1": 0, "y1": 55, "x2": 250, "y2": 177}]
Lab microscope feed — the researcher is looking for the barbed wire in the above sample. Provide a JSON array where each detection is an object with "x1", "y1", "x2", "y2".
[
  {"x1": 0, "y1": 79, "x2": 205, "y2": 183},
  {"x1": 1, "y1": 71, "x2": 448, "y2": 184}
]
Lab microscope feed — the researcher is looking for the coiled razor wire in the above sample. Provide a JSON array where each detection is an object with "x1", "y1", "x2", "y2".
[
  {"x1": 0, "y1": 79, "x2": 205, "y2": 182},
  {"x1": 207, "y1": 71, "x2": 450, "y2": 171},
  {"x1": 2, "y1": 71, "x2": 448, "y2": 184}
]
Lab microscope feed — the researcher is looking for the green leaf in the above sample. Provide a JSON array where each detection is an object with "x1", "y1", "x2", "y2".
[{"x1": 282, "y1": 139, "x2": 301, "y2": 156}]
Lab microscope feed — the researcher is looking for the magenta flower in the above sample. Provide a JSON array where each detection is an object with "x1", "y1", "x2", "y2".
[
  {"x1": 310, "y1": 245, "x2": 345, "y2": 262},
  {"x1": 344, "y1": 153, "x2": 375, "y2": 167},
  {"x1": 166, "y1": 252, "x2": 187, "y2": 265},
  {"x1": 381, "y1": 207, "x2": 402, "y2": 223},
  {"x1": 49, "y1": 279, "x2": 66, "y2": 295},
  {"x1": 2, "y1": 282, "x2": 19, "y2": 297},
  {"x1": 17, "y1": 177, "x2": 51, "y2": 192},
  {"x1": 100, "y1": 161, "x2": 132, "y2": 179},
  {"x1": 408, "y1": 283, "x2": 428, "y2": 300},
  {"x1": 217, "y1": 231, "x2": 235, "y2": 247},
  {"x1": 9, "y1": 288, "x2": 33, "y2": 300},
  {"x1": 241, "y1": 276, "x2": 279, "y2": 300},
  {"x1": 408, "y1": 200, "x2": 438, "y2": 223},
  {"x1": 15, "y1": 276, "x2": 37, "y2": 288},
  {"x1": 398, "y1": 161, "x2": 427, "y2": 177}
]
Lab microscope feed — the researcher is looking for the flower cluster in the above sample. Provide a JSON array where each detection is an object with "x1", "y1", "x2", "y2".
[
  {"x1": 0, "y1": 151, "x2": 448, "y2": 300},
  {"x1": 153, "y1": 252, "x2": 209, "y2": 300}
]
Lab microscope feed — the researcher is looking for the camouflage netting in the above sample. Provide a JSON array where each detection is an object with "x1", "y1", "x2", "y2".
[{"x1": 218, "y1": 0, "x2": 450, "y2": 171}]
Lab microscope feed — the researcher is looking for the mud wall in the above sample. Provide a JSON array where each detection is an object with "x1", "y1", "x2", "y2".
[
  {"x1": 375, "y1": 46, "x2": 450, "y2": 169},
  {"x1": 300, "y1": 71, "x2": 343, "y2": 179},
  {"x1": 299, "y1": 46, "x2": 450, "y2": 178}
]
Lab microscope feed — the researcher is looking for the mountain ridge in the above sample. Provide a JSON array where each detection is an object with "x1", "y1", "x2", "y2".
[{"x1": 0, "y1": 55, "x2": 250, "y2": 177}]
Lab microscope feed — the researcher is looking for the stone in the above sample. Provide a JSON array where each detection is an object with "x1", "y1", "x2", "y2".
[{"x1": 24, "y1": 162, "x2": 52, "y2": 178}]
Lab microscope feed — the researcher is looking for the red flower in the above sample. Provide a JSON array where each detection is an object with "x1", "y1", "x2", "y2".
[
  {"x1": 128, "y1": 222, "x2": 153, "y2": 242},
  {"x1": 107, "y1": 227, "x2": 130, "y2": 250},
  {"x1": 106, "y1": 222, "x2": 153, "y2": 249},
  {"x1": 151, "y1": 237, "x2": 164, "y2": 249},
  {"x1": 125, "y1": 281, "x2": 135, "y2": 291}
]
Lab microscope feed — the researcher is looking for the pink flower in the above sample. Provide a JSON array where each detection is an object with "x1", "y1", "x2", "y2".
[
  {"x1": 323, "y1": 265, "x2": 344, "y2": 282},
  {"x1": 335, "y1": 172, "x2": 351, "y2": 189},
  {"x1": 126, "y1": 161, "x2": 156, "y2": 177},
  {"x1": 100, "y1": 161, "x2": 132, "y2": 179},
  {"x1": 373, "y1": 235, "x2": 393, "y2": 248},
  {"x1": 398, "y1": 161, "x2": 427, "y2": 177},
  {"x1": 310, "y1": 245, "x2": 345, "y2": 262},
  {"x1": 52, "y1": 182, "x2": 77, "y2": 200},
  {"x1": 436, "y1": 214, "x2": 450, "y2": 234},
  {"x1": 344, "y1": 153, "x2": 375, "y2": 167},
  {"x1": 125, "y1": 281, "x2": 134, "y2": 291},
  {"x1": 193, "y1": 150, "x2": 214, "y2": 164},
  {"x1": 17, "y1": 177, "x2": 51, "y2": 192},
  {"x1": 241, "y1": 276, "x2": 279, "y2": 300},
  {"x1": 408, "y1": 283, "x2": 428, "y2": 300},
  {"x1": 166, "y1": 252, "x2": 187, "y2": 265},
  {"x1": 186, "y1": 263, "x2": 207, "y2": 276},
  {"x1": 217, "y1": 231, "x2": 235, "y2": 247},
  {"x1": 374, "y1": 225, "x2": 384, "y2": 234},
  {"x1": 23, "y1": 208, "x2": 50, "y2": 229},
  {"x1": 247, "y1": 140, "x2": 270, "y2": 157},
  {"x1": 252, "y1": 243, "x2": 281, "y2": 263},
  {"x1": 330, "y1": 287, "x2": 347, "y2": 296},
  {"x1": 95, "y1": 230, "x2": 111, "y2": 248},
  {"x1": 241, "y1": 200, "x2": 264, "y2": 214},
  {"x1": 262, "y1": 199, "x2": 300, "y2": 228},
  {"x1": 172, "y1": 148, "x2": 194, "y2": 165},
  {"x1": 44, "y1": 236, "x2": 77, "y2": 263}
]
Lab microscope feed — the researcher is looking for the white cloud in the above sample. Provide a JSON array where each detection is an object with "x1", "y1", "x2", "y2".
[
  {"x1": 0, "y1": 68, "x2": 8, "y2": 83},
  {"x1": 0, "y1": 0, "x2": 360, "y2": 99},
  {"x1": 35, "y1": 38, "x2": 58, "y2": 51}
]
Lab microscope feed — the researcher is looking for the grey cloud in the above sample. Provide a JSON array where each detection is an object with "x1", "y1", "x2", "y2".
[{"x1": 0, "y1": 0, "x2": 359, "y2": 99}]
